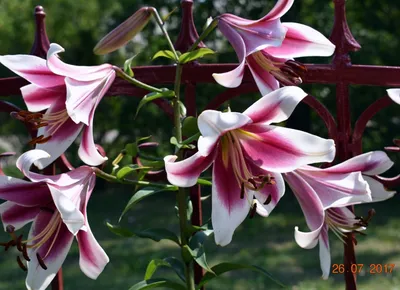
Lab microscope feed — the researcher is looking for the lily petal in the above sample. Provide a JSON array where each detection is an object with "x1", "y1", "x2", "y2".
[
  {"x1": 263, "y1": 0, "x2": 294, "y2": 21},
  {"x1": 212, "y1": 151, "x2": 252, "y2": 246},
  {"x1": 297, "y1": 170, "x2": 371, "y2": 208},
  {"x1": 47, "y1": 43, "x2": 115, "y2": 81},
  {"x1": 197, "y1": 110, "x2": 252, "y2": 156},
  {"x1": 20, "y1": 84, "x2": 65, "y2": 112},
  {"x1": 319, "y1": 224, "x2": 331, "y2": 280},
  {"x1": 46, "y1": 185, "x2": 85, "y2": 235},
  {"x1": 363, "y1": 175, "x2": 396, "y2": 202},
  {"x1": 240, "y1": 124, "x2": 335, "y2": 173},
  {"x1": 284, "y1": 171, "x2": 325, "y2": 249},
  {"x1": 320, "y1": 151, "x2": 394, "y2": 176},
  {"x1": 65, "y1": 70, "x2": 115, "y2": 125},
  {"x1": 76, "y1": 175, "x2": 109, "y2": 279},
  {"x1": 26, "y1": 211, "x2": 74, "y2": 290},
  {"x1": 164, "y1": 152, "x2": 215, "y2": 187},
  {"x1": 0, "y1": 202, "x2": 40, "y2": 231},
  {"x1": 212, "y1": 21, "x2": 247, "y2": 88},
  {"x1": 0, "y1": 54, "x2": 65, "y2": 88},
  {"x1": 387, "y1": 88, "x2": 400, "y2": 105},
  {"x1": 0, "y1": 176, "x2": 51, "y2": 206},
  {"x1": 243, "y1": 86, "x2": 307, "y2": 124},
  {"x1": 265, "y1": 22, "x2": 335, "y2": 58}
]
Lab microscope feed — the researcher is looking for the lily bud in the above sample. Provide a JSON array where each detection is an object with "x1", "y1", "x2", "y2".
[{"x1": 94, "y1": 7, "x2": 153, "y2": 55}]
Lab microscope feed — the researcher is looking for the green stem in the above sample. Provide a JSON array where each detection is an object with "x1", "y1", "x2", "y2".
[
  {"x1": 150, "y1": 8, "x2": 179, "y2": 61},
  {"x1": 188, "y1": 18, "x2": 219, "y2": 52},
  {"x1": 93, "y1": 167, "x2": 171, "y2": 187},
  {"x1": 116, "y1": 68, "x2": 164, "y2": 93},
  {"x1": 173, "y1": 63, "x2": 184, "y2": 143}
]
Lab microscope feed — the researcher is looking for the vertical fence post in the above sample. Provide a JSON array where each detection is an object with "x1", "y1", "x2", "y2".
[{"x1": 330, "y1": 1, "x2": 361, "y2": 289}]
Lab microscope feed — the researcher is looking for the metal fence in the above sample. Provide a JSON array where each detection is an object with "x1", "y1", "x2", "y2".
[{"x1": 0, "y1": 1, "x2": 399, "y2": 289}]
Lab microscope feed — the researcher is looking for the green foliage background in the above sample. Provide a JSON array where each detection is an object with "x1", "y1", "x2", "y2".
[{"x1": 0, "y1": 0, "x2": 399, "y2": 289}]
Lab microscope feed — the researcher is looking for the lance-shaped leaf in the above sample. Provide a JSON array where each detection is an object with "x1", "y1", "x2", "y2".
[
  {"x1": 184, "y1": 230, "x2": 215, "y2": 274},
  {"x1": 152, "y1": 50, "x2": 177, "y2": 61},
  {"x1": 119, "y1": 186, "x2": 178, "y2": 221},
  {"x1": 106, "y1": 223, "x2": 180, "y2": 245},
  {"x1": 128, "y1": 278, "x2": 187, "y2": 290},
  {"x1": 135, "y1": 90, "x2": 175, "y2": 118},
  {"x1": 144, "y1": 257, "x2": 186, "y2": 282},
  {"x1": 197, "y1": 262, "x2": 285, "y2": 289},
  {"x1": 124, "y1": 54, "x2": 139, "y2": 77},
  {"x1": 116, "y1": 164, "x2": 150, "y2": 180},
  {"x1": 94, "y1": 7, "x2": 153, "y2": 55},
  {"x1": 179, "y1": 48, "x2": 216, "y2": 64}
]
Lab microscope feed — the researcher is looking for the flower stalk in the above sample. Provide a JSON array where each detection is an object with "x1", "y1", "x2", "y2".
[{"x1": 188, "y1": 18, "x2": 218, "y2": 53}]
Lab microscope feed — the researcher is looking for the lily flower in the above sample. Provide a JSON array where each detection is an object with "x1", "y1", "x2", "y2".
[
  {"x1": 387, "y1": 88, "x2": 400, "y2": 104},
  {"x1": 213, "y1": 0, "x2": 335, "y2": 95},
  {"x1": 0, "y1": 43, "x2": 116, "y2": 169},
  {"x1": 0, "y1": 149, "x2": 108, "y2": 290},
  {"x1": 164, "y1": 86, "x2": 335, "y2": 246},
  {"x1": 284, "y1": 151, "x2": 395, "y2": 279}
]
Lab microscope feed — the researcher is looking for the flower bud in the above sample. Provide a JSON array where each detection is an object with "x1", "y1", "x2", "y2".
[{"x1": 94, "y1": 7, "x2": 153, "y2": 55}]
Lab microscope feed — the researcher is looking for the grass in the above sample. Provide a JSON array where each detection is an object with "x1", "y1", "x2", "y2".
[{"x1": 0, "y1": 182, "x2": 399, "y2": 290}]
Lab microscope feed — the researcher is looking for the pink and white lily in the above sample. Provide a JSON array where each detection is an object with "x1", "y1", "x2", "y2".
[
  {"x1": 387, "y1": 88, "x2": 400, "y2": 104},
  {"x1": 213, "y1": 0, "x2": 335, "y2": 95},
  {"x1": 164, "y1": 86, "x2": 335, "y2": 246},
  {"x1": 284, "y1": 151, "x2": 395, "y2": 279},
  {"x1": 0, "y1": 43, "x2": 116, "y2": 169},
  {"x1": 0, "y1": 149, "x2": 108, "y2": 290}
]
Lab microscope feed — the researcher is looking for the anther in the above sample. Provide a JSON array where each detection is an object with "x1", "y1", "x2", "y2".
[
  {"x1": 17, "y1": 256, "x2": 27, "y2": 272},
  {"x1": 264, "y1": 195, "x2": 272, "y2": 205},
  {"x1": 6, "y1": 225, "x2": 15, "y2": 233},
  {"x1": 365, "y1": 209, "x2": 376, "y2": 224},
  {"x1": 247, "y1": 178, "x2": 258, "y2": 190},
  {"x1": 249, "y1": 203, "x2": 257, "y2": 219},
  {"x1": 36, "y1": 253, "x2": 48, "y2": 270},
  {"x1": 281, "y1": 66, "x2": 301, "y2": 78},
  {"x1": 28, "y1": 135, "x2": 45, "y2": 146},
  {"x1": 22, "y1": 243, "x2": 30, "y2": 261},
  {"x1": 35, "y1": 135, "x2": 52, "y2": 144},
  {"x1": 240, "y1": 183, "x2": 245, "y2": 199},
  {"x1": 33, "y1": 122, "x2": 49, "y2": 129},
  {"x1": 16, "y1": 234, "x2": 23, "y2": 252},
  {"x1": 285, "y1": 60, "x2": 307, "y2": 73},
  {"x1": 17, "y1": 110, "x2": 32, "y2": 117},
  {"x1": 25, "y1": 113, "x2": 43, "y2": 122}
]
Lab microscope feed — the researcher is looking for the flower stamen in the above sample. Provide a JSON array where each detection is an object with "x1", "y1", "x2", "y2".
[
  {"x1": 36, "y1": 253, "x2": 48, "y2": 270},
  {"x1": 16, "y1": 256, "x2": 27, "y2": 272}
]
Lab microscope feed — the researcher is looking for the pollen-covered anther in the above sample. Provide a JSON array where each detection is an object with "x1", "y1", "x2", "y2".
[
  {"x1": 17, "y1": 256, "x2": 27, "y2": 272},
  {"x1": 263, "y1": 195, "x2": 272, "y2": 205},
  {"x1": 247, "y1": 178, "x2": 258, "y2": 190},
  {"x1": 28, "y1": 135, "x2": 52, "y2": 146},
  {"x1": 22, "y1": 243, "x2": 30, "y2": 261},
  {"x1": 285, "y1": 60, "x2": 308, "y2": 73},
  {"x1": 36, "y1": 253, "x2": 48, "y2": 270},
  {"x1": 249, "y1": 202, "x2": 257, "y2": 219},
  {"x1": 240, "y1": 182, "x2": 245, "y2": 199}
]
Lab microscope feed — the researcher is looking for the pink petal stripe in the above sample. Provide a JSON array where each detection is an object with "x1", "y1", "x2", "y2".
[
  {"x1": 265, "y1": 22, "x2": 335, "y2": 58},
  {"x1": 284, "y1": 171, "x2": 325, "y2": 249},
  {"x1": 0, "y1": 202, "x2": 40, "y2": 231},
  {"x1": 246, "y1": 53, "x2": 280, "y2": 95},
  {"x1": 164, "y1": 151, "x2": 216, "y2": 187},
  {"x1": 20, "y1": 84, "x2": 65, "y2": 112},
  {"x1": 318, "y1": 151, "x2": 393, "y2": 176},
  {"x1": 240, "y1": 124, "x2": 335, "y2": 173},
  {"x1": 212, "y1": 150, "x2": 252, "y2": 246},
  {"x1": 0, "y1": 54, "x2": 65, "y2": 88},
  {"x1": 26, "y1": 211, "x2": 74, "y2": 290},
  {"x1": 0, "y1": 176, "x2": 51, "y2": 206},
  {"x1": 243, "y1": 86, "x2": 307, "y2": 124}
]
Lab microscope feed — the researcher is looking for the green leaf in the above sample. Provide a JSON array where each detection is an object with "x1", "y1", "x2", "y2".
[
  {"x1": 187, "y1": 199, "x2": 193, "y2": 221},
  {"x1": 116, "y1": 164, "x2": 150, "y2": 180},
  {"x1": 186, "y1": 230, "x2": 215, "y2": 274},
  {"x1": 197, "y1": 263, "x2": 285, "y2": 289},
  {"x1": 197, "y1": 178, "x2": 212, "y2": 186},
  {"x1": 182, "y1": 116, "x2": 199, "y2": 137},
  {"x1": 179, "y1": 48, "x2": 215, "y2": 64},
  {"x1": 106, "y1": 223, "x2": 180, "y2": 245},
  {"x1": 120, "y1": 186, "x2": 178, "y2": 221},
  {"x1": 128, "y1": 278, "x2": 186, "y2": 290},
  {"x1": 152, "y1": 50, "x2": 176, "y2": 61},
  {"x1": 144, "y1": 258, "x2": 186, "y2": 282},
  {"x1": 124, "y1": 54, "x2": 138, "y2": 77},
  {"x1": 136, "y1": 91, "x2": 175, "y2": 118}
]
